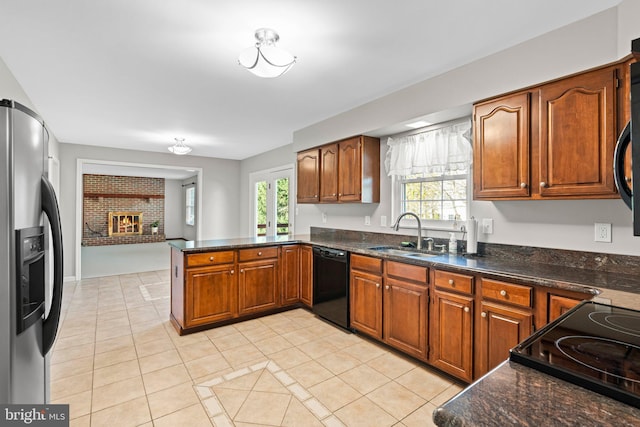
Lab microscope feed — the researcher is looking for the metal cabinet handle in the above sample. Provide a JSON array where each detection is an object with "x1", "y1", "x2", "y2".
[
  {"x1": 240, "y1": 269, "x2": 244, "y2": 273},
  {"x1": 464, "y1": 307, "x2": 470, "y2": 313},
  {"x1": 385, "y1": 285, "x2": 390, "y2": 290},
  {"x1": 540, "y1": 181, "x2": 547, "y2": 188},
  {"x1": 230, "y1": 270, "x2": 234, "y2": 275},
  {"x1": 209, "y1": 256, "x2": 214, "y2": 261},
  {"x1": 332, "y1": 193, "x2": 336, "y2": 196},
  {"x1": 481, "y1": 311, "x2": 487, "y2": 318},
  {"x1": 500, "y1": 290, "x2": 507, "y2": 297},
  {"x1": 376, "y1": 283, "x2": 380, "y2": 288},
  {"x1": 625, "y1": 176, "x2": 632, "y2": 183},
  {"x1": 258, "y1": 251, "x2": 262, "y2": 256},
  {"x1": 520, "y1": 182, "x2": 527, "y2": 188},
  {"x1": 448, "y1": 279, "x2": 454, "y2": 285}
]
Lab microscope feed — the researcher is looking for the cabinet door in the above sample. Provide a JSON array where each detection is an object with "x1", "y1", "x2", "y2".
[
  {"x1": 185, "y1": 265, "x2": 237, "y2": 327},
  {"x1": 548, "y1": 294, "x2": 583, "y2": 322},
  {"x1": 320, "y1": 143, "x2": 339, "y2": 202},
  {"x1": 383, "y1": 277, "x2": 428, "y2": 360},
  {"x1": 430, "y1": 290, "x2": 474, "y2": 382},
  {"x1": 297, "y1": 149, "x2": 320, "y2": 203},
  {"x1": 539, "y1": 66, "x2": 618, "y2": 197},
  {"x1": 338, "y1": 137, "x2": 362, "y2": 202},
  {"x1": 350, "y1": 269, "x2": 383, "y2": 339},
  {"x1": 477, "y1": 301, "x2": 533, "y2": 376},
  {"x1": 473, "y1": 92, "x2": 530, "y2": 199},
  {"x1": 280, "y1": 245, "x2": 300, "y2": 306},
  {"x1": 300, "y1": 245, "x2": 313, "y2": 306},
  {"x1": 238, "y1": 260, "x2": 279, "y2": 315}
]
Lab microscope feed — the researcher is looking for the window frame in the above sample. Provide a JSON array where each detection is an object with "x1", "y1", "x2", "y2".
[
  {"x1": 390, "y1": 164, "x2": 472, "y2": 231},
  {"x1": 185, "y1": 185, "x2": 196, "y2": 226}
]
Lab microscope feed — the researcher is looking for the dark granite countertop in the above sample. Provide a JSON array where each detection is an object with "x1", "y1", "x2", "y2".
[
  {"x1": 433, "y1": 361, "x2": 640, "y2": 427},
  {"x1": 168, "y1": 234, "x2": 640, "y2": 296}
]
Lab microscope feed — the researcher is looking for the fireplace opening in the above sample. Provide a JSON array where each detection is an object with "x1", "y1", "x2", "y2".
[{"x1": 108, "y1": 212, "x2": 143, "y2": 236}]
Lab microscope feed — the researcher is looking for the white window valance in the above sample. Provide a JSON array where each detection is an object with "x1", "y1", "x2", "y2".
[{"x1": 384, "y1": 119, "x2": 472, "y2": 176}]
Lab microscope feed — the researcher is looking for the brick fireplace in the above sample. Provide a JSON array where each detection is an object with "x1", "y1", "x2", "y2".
[{"x1": 82, "y1": 174, "x2": 166, "y2": 246}]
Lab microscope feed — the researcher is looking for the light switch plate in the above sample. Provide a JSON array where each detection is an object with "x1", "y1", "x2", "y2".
[
  {"x1": 482, "y1": 218, "x2": 494, "y2": 234},
  {"x1": 364, "y1": 215, "x2": 371, "y2": 225}
]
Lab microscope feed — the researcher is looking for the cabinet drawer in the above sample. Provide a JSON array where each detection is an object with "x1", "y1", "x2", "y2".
[
  {"x1": 351, "y1": 254, "x2": 383, "y2": 274},
  {"x1": 386, "y1": 261, "x2": 428, "y2": 284},
  {"x1": 186, "y1": 251, "x2": 235, "y2": 267},
  {"x1": 434, "y1": 270, "x2": 473, "y2": 294},
  {"x1": 481, "y1": 279, "x2": 532, "y2": 308},
  {"x1": 238, "y1": 246, "x2": 278, "y2": 262}
]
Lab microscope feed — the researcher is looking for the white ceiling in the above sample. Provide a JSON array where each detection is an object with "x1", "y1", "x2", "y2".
[{"x1": 0, "y1": 0, "x2": 621, "y2": 161}]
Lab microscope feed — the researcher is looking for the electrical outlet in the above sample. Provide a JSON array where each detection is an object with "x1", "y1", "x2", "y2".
[
  {"x1": 482, "y1": 218, "x2": 494, "y2": 234},
  {"x1": 380, "y1": 215, "x2": 387, "y2": 227},
  {"x1": 322, "y1": 212, "x2": 327, "y2": 223},
  {"x1": 594, "y1": 223, "x2": 612, "y2": 242},
  {"x1": 364, "y1": 215, "x2": 371, "y2": 225}
]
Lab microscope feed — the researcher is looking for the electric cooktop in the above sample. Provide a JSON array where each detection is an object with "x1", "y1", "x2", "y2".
[{"x1": 510, "y1": 301, "x2": 640, "y2": 408}]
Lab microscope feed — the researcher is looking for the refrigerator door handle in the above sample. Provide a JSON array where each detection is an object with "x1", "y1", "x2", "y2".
[
  {"x1": 614, "y1": 121, "x2": 632, "y2": 209},
  {"x1": 41, "y1": 176, "x2": 63, "y2": 354}
]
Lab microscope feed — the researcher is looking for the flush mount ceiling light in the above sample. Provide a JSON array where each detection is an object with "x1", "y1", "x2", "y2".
[
  {"x1": 168, "y1": 137, "x2": 192, "y2": 155},
  {"x1": 238, "y1": 28, "x2": 296, "y2": 78}
]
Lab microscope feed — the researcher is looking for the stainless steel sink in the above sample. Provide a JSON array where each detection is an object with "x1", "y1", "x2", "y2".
[
  {"x1": 367, "y1": 246, "x2": 437, "y2": 259},
  {"x1": 400, "y1": 252, "x2": 437, "y2": 260}
]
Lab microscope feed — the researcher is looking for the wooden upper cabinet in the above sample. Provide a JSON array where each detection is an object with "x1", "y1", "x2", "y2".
[
  {"x1": 337, "y1": 137, "x2": 363, "y2": 202},
  {"x1": 473, "y1": 59, "x2": 626, "y2": 200},
  {"x1": 539, "y1": 65, "x2": 618, "y2": 197},
  {"x1": 474, "y1": 92, "x2": 530, "y2": 199},
  {"x1": 296, "y1": 148, "x2": 320, "y2": 203},
  {"x1": 296, "y1": 135, "x2": 380, "y2": 204},
  {"x1": 320, "y1": 143, "x2": 339, "y2": 202}
]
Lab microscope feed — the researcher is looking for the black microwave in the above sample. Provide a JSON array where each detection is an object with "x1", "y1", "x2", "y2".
[{"x1": 614, "y1": 37, "x2": 640, "y2": 235}]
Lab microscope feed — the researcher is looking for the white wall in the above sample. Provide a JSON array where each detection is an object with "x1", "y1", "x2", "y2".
[
  {"x1": 164, "y1": 179, "x2": 182, "y2": 239},
  {"x1": 59, "y1": 143, "x2": 241, "y2": 277},
  {"x1": 282, "y1": 2, "x2": 640, "y2": 256}
]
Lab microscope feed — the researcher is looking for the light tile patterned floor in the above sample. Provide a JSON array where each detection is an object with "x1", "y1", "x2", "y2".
[{"x1": 52, "y1": 270, "x2": 463, "y2": 427}]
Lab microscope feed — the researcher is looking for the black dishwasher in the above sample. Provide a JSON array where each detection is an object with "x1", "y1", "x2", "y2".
[{"x1": 312, "y1": 246, "x2": 350, "y2": 331}]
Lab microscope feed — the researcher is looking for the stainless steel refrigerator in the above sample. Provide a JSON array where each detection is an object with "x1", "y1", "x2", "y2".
[{"x1": 0, "y1": 99, "x2": 64, "y2": 403}]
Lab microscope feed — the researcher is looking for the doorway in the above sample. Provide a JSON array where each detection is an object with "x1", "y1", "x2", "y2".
[
  {"x1": 250, "y1": 166, "x2": 294, "y2": 237},
  {"x1": 75, "y1": 159, "x2": 203, "y2": 279}
]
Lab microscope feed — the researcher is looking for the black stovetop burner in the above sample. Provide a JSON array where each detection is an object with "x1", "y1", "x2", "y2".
[{"x1": 510, "y1": 301, "x2": 640, "y2": 408}]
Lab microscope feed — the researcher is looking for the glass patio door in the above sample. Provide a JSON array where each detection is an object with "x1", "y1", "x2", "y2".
[{"x1": 252, "y1": 167, "x2": 293, "y2": 237}]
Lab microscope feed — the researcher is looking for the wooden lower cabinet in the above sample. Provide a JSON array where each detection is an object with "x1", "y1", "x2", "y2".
[
  {"x1": 350, "y1": 269, "x2": 383, "y2": 339},
  {"x1": 477, "y1": 301, "x2": 533, "y2": 376},
  {"x1": 383, "y1": 276, "x2": 428, "y2": 360},
  {"x1": 238, "y1": 259, "x2": 279, "y2": 315},
  {"x1": 185, "y1": 264, "x2": 237, "y2": 327},
  {"x1": 548, "y1": 294, "x2": 584, "y2": 322},
  {"x1": 300, "y1": 245, "x2": 313, "y2": 306},
  {"x1": 280, "y1": 245, "x2": 300, "y2": 306},
  {"x1": 430, "y1": 289, "x2": 474, "y2": 382}
]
